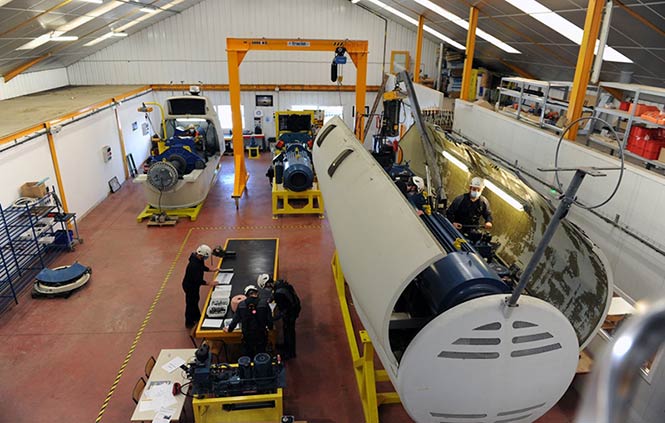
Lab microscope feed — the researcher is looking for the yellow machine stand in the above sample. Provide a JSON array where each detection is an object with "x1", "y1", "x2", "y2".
[
  {"x1": 331, "y1": 252, "x2": 401, "y2": 422},
  {"x1": 136, "y1": 203, "x2": 204, "y2": 223},
  {"x1": 247, "y1": 146, "x2": 261, "y2": 159},
  {"x1": 271, "y1": 179, "x2": 324, "y2": 219},
  {"x1": 192, "y1": 388, "x2": 283, "y2": 423}
]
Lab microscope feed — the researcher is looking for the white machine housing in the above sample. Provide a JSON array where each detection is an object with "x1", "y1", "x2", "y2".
[{"x1": 312, "y1": 117, "x2": 580, "y2": 423}]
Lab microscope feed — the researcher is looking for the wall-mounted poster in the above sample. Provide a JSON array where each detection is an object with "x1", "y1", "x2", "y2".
[{"x1": 256, "y1": 95, "x2": 273, "y2": 107}]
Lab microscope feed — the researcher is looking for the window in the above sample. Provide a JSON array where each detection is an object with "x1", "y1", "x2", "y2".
[
  {"x1": 215, "y1": 105, "x2": 245, "y2": 130},
  {"x1": 291, "y1": 105, "x2": 343, "y2": 124}
]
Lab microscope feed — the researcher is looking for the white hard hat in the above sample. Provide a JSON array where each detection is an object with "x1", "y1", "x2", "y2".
[
  {"x1": 256, "y1": 274, "x2": 272, "y2": 289},
  {"x1": 412, "y1": 176, "x2": 425, "y2": 193},
  {"x1": 196, "y1": 244, "x2": 212, "y2": 258},
  {"x1": 470, "y1": 177, "x2": 485, "y2": 190},
  {"x1": 244, "y1": 285, "x2": 259, "y2": 296}
]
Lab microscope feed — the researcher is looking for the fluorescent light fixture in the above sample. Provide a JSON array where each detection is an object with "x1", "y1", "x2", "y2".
[
  {"x1": 351, "y1": 0, "x2": 361, "y2": 3},
  {"x1": 504, "y1": 0, "x2": 632, "y2": 63},
  {"x1": 442, "y1": 150, "x2": 469, "y2": 172},
  {"x1": 365, "y1": 0, "x2": 465, "y2": 50},
  {"x1": 110, "y1": 32, "x2": 128, "y2": 37},
  {"x1": 50, "y1": 35, "x2": 78, "y2": 41},
  {"x1": 81, "y1": 0, "x2": 103, "y2": 3},
  {"x1": 85, "y1": 0, "x2": 184, "y2": 46},
  {"x1": 57, "y1": 1, "x2": 123, "y2": 33},
  {"x1": 18, "y1": 0, "x2": 123, "y2": 50},
  {"x1": 484, "y1": 180, "x2": 524, "y2": 211},
  {"x1": 16, "y1": 32, "x2": 58, "y2": 50},
  {"x1": 140, "y1": 7, "x2": 158, "y2": 13},
  {"x1": 413, "y1": 0, "x2": 520, "y2": 54},
  {"x1": 0, "y1": 0, "x2": 14, "y2": 7}
]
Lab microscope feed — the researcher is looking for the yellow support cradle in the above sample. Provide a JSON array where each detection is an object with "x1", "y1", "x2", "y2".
[
  {"x1": 192, "y1": 388, "x2": 283, "y2": 423},
  {"x1": 271, "y1": 179, "x2": 324, "y2": 218},
  {"x1": 136, "y1": 203, "x2": 203, "y2": 222},
  {"x1": 247, "y1": 146, "x2": 260, "y2": 159},
  {"x1": 331, "y1": 252, "x2": 401, "y2": 423}
]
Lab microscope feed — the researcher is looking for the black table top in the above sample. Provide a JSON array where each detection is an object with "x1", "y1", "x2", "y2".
[{"x1": 221, "y1": 238, "x2": 277, "y2": 298}]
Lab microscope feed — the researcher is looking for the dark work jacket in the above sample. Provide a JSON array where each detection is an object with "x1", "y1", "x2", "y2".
[
  {"x1": 228, "y1": 297, "x2": 273, "y2": 337},
  {"x1": 273, "y1": 280, "x2": 300, "y2": 319},
  {"x1": 446, "y1": 193, "x2": 493, "y2": 226},
  {"x1": 181, "y1": 253, "x2": 209, "y2": 291}
]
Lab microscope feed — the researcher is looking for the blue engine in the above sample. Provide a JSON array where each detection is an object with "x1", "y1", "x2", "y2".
[
  {"x1": 152, "y1": 136, "x2": 206, "y2": 176},
  {"x1": 417, "y1": 213, "x2": 511, "y2": 313},
  {"x1": 274, "y1": 143, "x2": 314, "y2": 192}
]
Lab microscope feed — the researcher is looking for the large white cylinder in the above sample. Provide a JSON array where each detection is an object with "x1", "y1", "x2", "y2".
[{"x1": 313, "y1": 118, "x2": 581, "y2": 423}]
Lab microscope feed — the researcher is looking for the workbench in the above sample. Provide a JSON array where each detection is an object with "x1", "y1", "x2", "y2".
[{"x1": 195, "y1": 238, "x2": 279, "y2": 343}]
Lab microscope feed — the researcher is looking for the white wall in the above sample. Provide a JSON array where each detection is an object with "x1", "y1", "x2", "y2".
[
  {"x1": 53, "y1": 109, "x2": 125, "y2": 217},
  {"x1": 453, "y1": 100, "x2": 665, "y2": 423},
  {"x1": 0, "y1": 68, "x2": 69, "y2": 100},
  {"x1": 0, "y1": 135, "x2": 57, "y2": 207},
  {"x1": 67, "y1": 0, "x2": 438, "y2": 87},
  {"x1": 152, "y1": 89, "x2": 376, "y2": 139},
  {"x1": 116, "y1": 93, "x2": 156, "y2": 169}
]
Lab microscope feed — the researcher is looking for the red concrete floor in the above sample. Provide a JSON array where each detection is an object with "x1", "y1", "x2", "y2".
[{"x1": 0, "y1": 152, "x2": 579, "y2": 423}]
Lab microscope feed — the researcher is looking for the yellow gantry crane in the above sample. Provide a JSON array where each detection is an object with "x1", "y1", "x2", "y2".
[{"x1": 226, "y1": 38, "x2": 369, "y2": 208}]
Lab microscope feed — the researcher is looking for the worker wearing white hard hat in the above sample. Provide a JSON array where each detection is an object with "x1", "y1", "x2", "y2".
[
  {"x1": 446, "y1": 177, "x2": 493, "y2": 230},
  {"x1": 407, "y1": 176, "x2": 430, "y2": 216},
  {"x1": 182, "y1": 244, "x2": 217, "y2": 328},
  {"x1": 225, "y1": 284, "x2": 273, "y2": 357}
]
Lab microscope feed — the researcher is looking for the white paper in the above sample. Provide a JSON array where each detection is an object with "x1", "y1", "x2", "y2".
[
  {"x1": 158, "y1": 394, "x2": 177, "y2": 408},
  {"x1": 145, "y1": 381, "x2": 172, "y2": 399},
  {"x1": 139, "y1": 400, "x2": 158, "y2": 412},
  {"x1": 161, "y1": 357, "x2": 186, "y2": 373},
  {"x1": 202, "y1": 318, "x2": 224, "y2": 328},
  {"x1": 214, "y1": 272, "x2": 233, "y2": 285},
  {"x1": 152, "y1": 407, "x2": 176, "y2": 423}
]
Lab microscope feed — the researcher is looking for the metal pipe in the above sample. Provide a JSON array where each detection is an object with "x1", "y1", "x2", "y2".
[
  {"x1": 507, "y1": 169, "x2": 587, "y2": 306},
  {"x1": 397, "y1": 70, "x2": 444, "y2": 207},
  {"x1": 575, "y1": 298, "x2": 665, "y2": 423},
  {"x1": 435, "y1": 43, "x2": 444, "y2": 91},
  {"x1": 591, "y1": 0, "x2": 613, "y2": 84}
]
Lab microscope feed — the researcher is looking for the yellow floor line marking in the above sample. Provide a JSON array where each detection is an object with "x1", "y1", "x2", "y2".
[
  {"x1": 192, "y1": 223, "x2": 324, "y2": 230},
  {"x1": 96, "y1": 222, "x2": 325, "y2": 421},
  {"x1": 95, "y1": 228, "x2": 193, "y2": 423}
]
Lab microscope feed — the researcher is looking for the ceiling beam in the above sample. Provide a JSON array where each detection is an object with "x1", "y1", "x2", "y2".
[
  {"x1": 614, "y1": 0, "x2": 665, "y2": 38},
  {"x1": 498, "y1": 59, "x2": 536, "y2": 79},
  {"x1": 0, "y1": 0, "x2": 73, "y2": 38},
  {"x1": 3, "y1": 53, "x2": 51, "y2": 82},
  {"x1": 462, "y1": 0, "x2": 576, "y2": 67}
]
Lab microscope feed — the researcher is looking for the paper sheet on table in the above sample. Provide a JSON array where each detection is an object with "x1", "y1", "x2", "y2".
[
  {"x1": 214, "y1": 272, "x2": 233, "y2": 285},
  {"x1": 161, "y1": 357, "x2": 186, "y2": 373},
  {"x1": 202, "y1": 318, "x2": 224, "y2": 328},
  {"x1": 139, "y1": 400, "x2": 158, "y2": 412},
  {"x1": 145, "y1": 381, "x2": 172, "y2": 399},
  {"x1": 152, "y1": 407, "x2": 176, "y2": 423},
  {"x1": 158, "y1": 394, "x2": 177, "y2": 408}
]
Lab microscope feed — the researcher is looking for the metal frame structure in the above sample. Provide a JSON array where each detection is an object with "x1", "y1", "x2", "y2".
[
  {"x1": 331, "y1": 252, "x2": 401, "y2": 423},
  {"x1": 225, "y1": 38, "x2": 369, "y2": 207}
]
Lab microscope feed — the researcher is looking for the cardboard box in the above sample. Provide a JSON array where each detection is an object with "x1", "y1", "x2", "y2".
[
  {"x1": 658, "y1": 147, "x2": 665, "y2": 163},
  {"x1": 20, "y1": 182, "x2": 47, "y2": 198}
]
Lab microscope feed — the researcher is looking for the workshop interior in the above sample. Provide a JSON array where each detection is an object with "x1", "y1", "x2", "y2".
[{"x1": 0, "y1": 0, "x2": 664, "y2": 422}]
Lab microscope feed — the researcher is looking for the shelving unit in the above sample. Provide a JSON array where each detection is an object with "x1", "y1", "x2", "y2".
[
  {"x1": 0, "y1": 192, "x2": 81, "y2": 306},
  {"x1": 496, "y1": 77, "x2": 594, "y2": 133},
  {"x1": 587, "y1": 82, "x2": 665, "y2": 171},
  {"x1": 442, "y1": 51, "x2": 463, "y2": 98}
]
